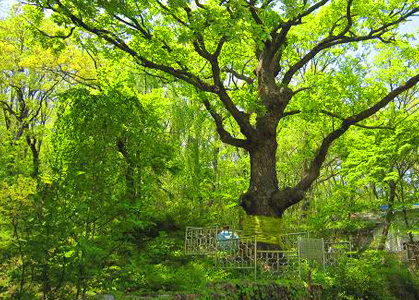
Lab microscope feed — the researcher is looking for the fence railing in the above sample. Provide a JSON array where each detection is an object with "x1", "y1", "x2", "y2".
[
  {"x1": 324, "y1": 241, "x2": 352, "y2": 267},
  {"x1": 185, "y1": 226, "x2": 351, "y2": 278},
  {"x1": 257, "y1": 250, "x2": 300, "y2": 276},
  {"x1": 184, "y1": 226, "x2": 219, "y2": 255}
]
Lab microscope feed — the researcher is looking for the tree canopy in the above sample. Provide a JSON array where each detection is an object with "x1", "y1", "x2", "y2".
[
  {"x1": 25, "y1": 0, "x2": 419, "y2": 219},
  {"x1": 1, "y1": 2, "x2": 419, "y2": 298}
]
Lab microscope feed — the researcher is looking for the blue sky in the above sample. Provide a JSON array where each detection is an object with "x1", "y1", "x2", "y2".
[{"x1": 0, "y1": 0, "x2": 14, "y2": 17}]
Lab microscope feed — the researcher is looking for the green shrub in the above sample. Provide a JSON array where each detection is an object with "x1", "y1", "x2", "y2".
[
  {"x1": 312, "y1": 250, "x2": 419, "y2": 300},
  {"x1": 101, "y1": 230, "x2": 230, "y2": 296},
  {"x1": 381, "y1": 254, "x2": 419, "y2": 300}
]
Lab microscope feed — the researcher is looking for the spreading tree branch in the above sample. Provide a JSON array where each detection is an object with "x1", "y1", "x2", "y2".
[
  {"x1": 202, "y1": 97, "x2": 251, "y2": 149},
  {"x1": 319, "y1": 110, "x2": 394, "y2": 130},
  {"x1": 49, "y1": 0, "x2": 214, "y2": 93},
  {"x1": 225, "y1": 67, "x2": 255, "y2": 85},
  {"x1": 275, "y1": 73, "x2": 419, "y2": 211},
  {"x1": 30, "y1": 24, "x2": 76, "y2": 39},
  {"x1": 282, "y1": 3, "x2": 419, "y2": 85},
  {"x1": 44, "y1": 0, "x2": 256, "y2": 140}
]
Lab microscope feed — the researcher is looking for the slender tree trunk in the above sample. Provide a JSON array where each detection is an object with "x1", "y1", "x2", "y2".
[
  {"x1": 26, "y1": 136, "x2": 39, "y2": 178},
  {"x1": 402, "y1": 208, "x2": 414, "y2": 243},
  {"x1": 399, "y1": 178, "x2": 414, "y2": 243},
  {"x1": 76, "y1": 253, "x2": 84, "y2": 300},
  {"x1": 12, "y1": 219, "x2": 26, "y2": 299},
  {"x1": 117, "y1": 140, "x2": 136, "y2": 204},
  {"x1": 378, "y1": 181, "x2": 396, "y2": 251},
  {"x1": 42, "y1": 262, "x2": 50, "y2": 300}
]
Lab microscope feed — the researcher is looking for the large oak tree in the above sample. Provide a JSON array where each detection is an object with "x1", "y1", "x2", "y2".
[{"x1": 27, "y1": 0, "x2": 419, "y2": 220}]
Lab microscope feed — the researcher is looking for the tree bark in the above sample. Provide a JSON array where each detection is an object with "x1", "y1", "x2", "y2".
[
  {"x1": 378, "y1": 181, "x2": 396, "y2": 251},
  {"x1": 26, "y1": 136, "x2": 40, "y2": 179},
  {"x1": 117, "y1": 139, "x2": 136, "y2": 204},
  {"x1": 240, "y1": 137, "x2": 281, "y2": 217},
  {"x1": 398, "y1": 175, "x2": 414, "y2": 243}
]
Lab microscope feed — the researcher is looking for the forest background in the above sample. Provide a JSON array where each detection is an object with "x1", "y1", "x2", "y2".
[{"x1": 1, "y1": 0, "x2": 419, "y2": 299}]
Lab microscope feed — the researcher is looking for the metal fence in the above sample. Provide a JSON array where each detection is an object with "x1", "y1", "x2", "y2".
[
  {"x1": 216, "y1": 235, "x2": 257, "y2": 270},
  {"x1": 185, "y1": 226, "x2": 351, "y2": 278},
  {"x1": 324, "y1": 241, "x2": 352, "y2": 267},
  {"x1": 184, "y1": 226, "x2": 219, "y2": 255},
  {"x1": 257, "y1": 250, "x2": 300, "y2": 276},
  {"x1": 281, "y1": 232, "x2": 309, "y2": 250},
  {"x1": 185, "y1": 227, "x2": 308, "y2": 256}
]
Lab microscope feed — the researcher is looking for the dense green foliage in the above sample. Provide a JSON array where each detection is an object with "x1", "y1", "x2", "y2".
[
  {"x1": 312, "y1": 252, "x2": 419, "y2": 300},
  {"x1": 1, "y1": 1, "x2": 419, "y2": 299}
]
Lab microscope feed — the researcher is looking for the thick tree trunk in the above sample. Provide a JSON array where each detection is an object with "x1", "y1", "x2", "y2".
[
  {"x1": 238, "y1": 85, "x2": 297, "y2": 219},
  {"x1": 240, "y1": 134, "x2": 288, "y2": 219},
  {"x1": 238, "y1": 113, "x2": 306, "y2": 220}
]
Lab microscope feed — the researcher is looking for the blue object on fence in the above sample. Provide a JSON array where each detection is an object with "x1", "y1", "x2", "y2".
[{"x1": 217, "y1": 230, "x2": 239, "y2": 251}]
